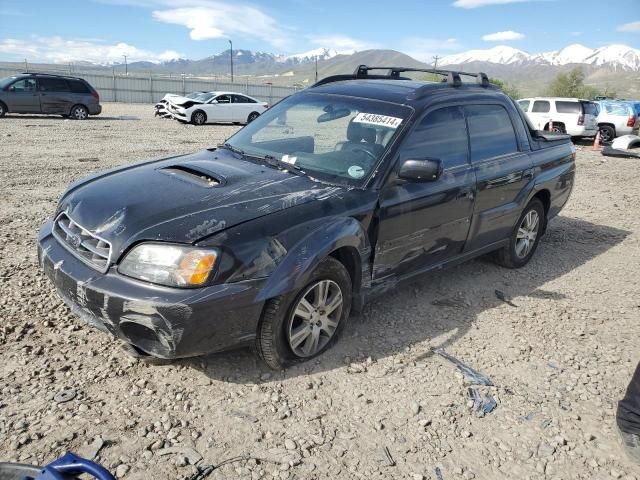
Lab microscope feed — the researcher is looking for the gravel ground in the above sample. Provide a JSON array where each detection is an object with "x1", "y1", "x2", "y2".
[{"x1": 1, "y1": 103, "x2": 639, "y2": 480}]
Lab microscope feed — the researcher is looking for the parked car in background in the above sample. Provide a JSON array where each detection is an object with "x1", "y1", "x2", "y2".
[
  {"x1": 0, "y1": 73, "x2": 101, "y2": 120},
  {"x1": 517, "y1": 97, "x2": 598, "y2": 137},
  {"x1": 167, "y1": 91, "x2": 268, "y2": 125},
  {"x1": 595, "y1": 100, "x2": 638, "y2": 142},
  {"x1": 155, "y1": 91, "x2": 206, "y2": 118},
  {"x1": 38, "y1": 65, "x2": 576, "y2": 368}
]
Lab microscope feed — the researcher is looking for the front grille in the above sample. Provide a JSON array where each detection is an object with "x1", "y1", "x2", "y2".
[{"x1": 52, "y1": 212, "x2": 112, "y2": 272}]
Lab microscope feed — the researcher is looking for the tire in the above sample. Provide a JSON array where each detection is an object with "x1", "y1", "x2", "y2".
[
  {"x1": 551, "y1": 124, "x2": 565, "y2": 134},
  {"x1": 247, "y1": 111, "x2": 260, "y2": 123},
  {"x1": 494, "y1": 198, "x2": 545, "y2": 269},
  {"x1": 0, "y1": 102, "x2": 6, "y2": 118},
  {"x1": 191, "y1": 110, "x2": 206, "y2": 125},
  {"x1": 255, "y1": 257, "x2": 352, "y2": 370},
  {"x1": 598, "y1": 125, "x2": 615, "y2": 143},
  {"x1": 70, "y1": 104, "x2": 89, "y2": 120}
]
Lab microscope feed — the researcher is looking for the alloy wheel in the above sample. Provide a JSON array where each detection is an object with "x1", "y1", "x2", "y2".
[
  {"x1": 287, "y1": 279, "x2": 343, "y2": 357},
  {"x1": 194, "y1": 112, "x2": 205, "y2": 125},
  {"x1": 515, "y1": 210, "x2": 540, "y2": 258},
  {"x1": 73, "y1": 107, "x2": 88, "y2": 120}
]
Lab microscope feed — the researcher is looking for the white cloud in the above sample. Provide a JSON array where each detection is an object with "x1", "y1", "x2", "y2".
[
  {"x1": 306, "y1": 34, "x2": 378, "y2": 54},
  {"x1": 617, "y1": 21, "x2": 640, "y2": 33},
  {"x1": 453, "y1": 0, "x2": 538, "y2": 8},
  {"x1": 401, "y1": 37, "x2": 462, "y2": 63},
  {"x1": 151, "y1": 2, "x2": 291, "y2": 49},
  {"x1": 0, "y1": 36, "x2": 182, "y2": 64},
  {"x1": 482, "y1": 30, "x2": 525, "y2": 41}
]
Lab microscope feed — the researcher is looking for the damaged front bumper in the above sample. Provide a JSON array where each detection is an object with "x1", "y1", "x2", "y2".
[{"x1": 37, "y1": 220, "x2": 265, "y2": 359}]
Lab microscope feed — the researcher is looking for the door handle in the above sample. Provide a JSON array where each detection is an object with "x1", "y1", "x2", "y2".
[
  {"x1": 523, "y1": 169, "x2": 534, "y2": 179},
  {"x1": 456, "y1": 189, "x2": 474, "y2": 200}
]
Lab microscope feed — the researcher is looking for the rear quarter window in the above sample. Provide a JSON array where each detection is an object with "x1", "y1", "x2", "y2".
[
  {"x1": 604, "y1": 103, "x2": 630, "y2": 116},
  {"x1": 531, "y1": 101, "x2": 550, "y2": 113},
  {"x1": 517, "y1": 100, "x2": 530, "y2": 112},
  {"x1": 465, "y1": 104, "x2": 519, "y2": 162},
  {"x1": 556, "y1": 101, "x2": 582, "y2": 114},
  {"x1": 69, "y1": 80, "x2": 91, "y2": 94}
]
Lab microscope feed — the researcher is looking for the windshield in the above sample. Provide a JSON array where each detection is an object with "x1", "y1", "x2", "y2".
[
  {"x1": 193, "y1": 92, "x2": 215, "y2": 103},
  {"x1": 0, "y1": 76, "x2": 21, "y2": 89},
  {"x1": 225, "y1": 93, "x2": 411, "y2": 185},
  {"x1": 186, "y1": 91, "x2": 204, "y2": 99}
]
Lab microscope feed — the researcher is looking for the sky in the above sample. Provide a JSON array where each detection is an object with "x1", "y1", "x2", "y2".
[{"x1": 0, "y1": 0, "x2": 638, "y2": 64}]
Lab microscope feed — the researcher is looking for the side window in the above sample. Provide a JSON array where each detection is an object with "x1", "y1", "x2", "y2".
[
  {"x1": 215, "y1": 95, "x2": 231, "y2": 104},
  {"x1": 39, "y1": 78, "x2": 70, "y2": 92},
  {"x1": 517, "y1": 100, "x2": 530, "y2": 112},
  {"x1": 465, "y1": 104, "x2": 519, "y2": 162},
  {"x1": 531, "y1": 101, "x2": 550, "y2": 113},
  {"x1": 401, "y1": 106, "x2": 469, "y2": 169},
  {"x1": 9, "y1": 78, "x2": 37, "y2": 92},
  {"x1": 69, "y1": 80, "x2": 90, "y2": 94},
  {"x1": 232, "y1": 94, "x2": 252, "y2": 103},
  {"x1": 555, "y1": 101, "x2": 581, "y2": 114}
]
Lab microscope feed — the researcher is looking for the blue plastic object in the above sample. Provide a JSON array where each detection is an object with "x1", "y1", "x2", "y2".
[{"x1": 33, "y1": 452, "x2": 115, "y2": 480}]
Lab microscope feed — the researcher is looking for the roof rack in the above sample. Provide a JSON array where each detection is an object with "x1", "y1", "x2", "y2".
[
  {"x1": 312, "y1": 65, "x2": 492, "y2": 92},
  {"x1": 21, "y1": 72, "x2": 83, "y2": 80}
]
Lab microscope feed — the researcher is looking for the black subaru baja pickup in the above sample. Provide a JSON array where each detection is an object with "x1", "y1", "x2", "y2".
[{"x1": 38, "y1": 66, "x2": 575, "y2": 369}]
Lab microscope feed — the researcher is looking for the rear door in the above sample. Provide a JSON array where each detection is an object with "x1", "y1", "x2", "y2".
[
  {"x1": 231, "y1": 94, "x2": 255, "y2": 123},
  {"x1": 4, "y1": 77, "x2": 40, "y2": 113},
  {"x1": 580, "y1": 101, "x2": 598, "y2": 130},
  {"x1": 204, "y1": 94, "x2": 233, "y2": 122},
  {"x1": 38, "y1": 77, "x2": 72, "y2": 114},
  {"x1": 373, "y1": 105, "x2": 476, "y2": 280},
  {"x1": 464, "y1": 103, "x2": 533, "y2": 251}
]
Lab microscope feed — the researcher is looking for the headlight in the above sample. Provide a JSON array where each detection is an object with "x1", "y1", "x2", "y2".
[{"x1": 118, "y1": 244, "x2": 218, "y2": 287}]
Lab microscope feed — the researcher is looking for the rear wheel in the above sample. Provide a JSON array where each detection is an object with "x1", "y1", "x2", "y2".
[
  {"x1": 494, "y1": 198, "x2": 545, "y2": 269},
  {"x1": 550, "y1": 124, "x2": 565, "y2": 134},
  {"x1": 255, "y1": 257, "x2": 352, "y2": 370},
  {"x1": 247, "y1": 111, "x2": 260, "y2": 123},
  {"x1": 0, "y1": 102, "x2": 6, "y2": 118},
  {"x1": 70, "y1": 105, "x2": 89, "y2": 120},
  {"x1": 599, "y1": 125, "x2": 615, "y2": 143},
  {"x1": 191, "y1": 110, "x2": 206, "y2": 125}
]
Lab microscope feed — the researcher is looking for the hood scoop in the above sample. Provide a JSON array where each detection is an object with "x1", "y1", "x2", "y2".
[{"x1": 159, "y1": 164, "x2": 223, "y2": 188}]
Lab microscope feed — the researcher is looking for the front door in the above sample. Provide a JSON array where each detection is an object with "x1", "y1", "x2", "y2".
[
  {"x1": 5, "y1": 78, "x2": 40, "y2": 113},
  {"x1": 463, "y1": 103, "x2": 533, "y2": 251},
  {"x1": 206, "y1": 94, "x2": 233, "y2": 122},
  {"x1": 373, "y1": 106, "x2": 476, "y2": 281}
]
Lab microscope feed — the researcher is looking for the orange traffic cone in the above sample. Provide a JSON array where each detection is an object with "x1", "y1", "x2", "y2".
[
  {"x1": 592, "y1": 130, "x2": 601, "y2": 151},
  {"x1": 548, "y1": 120, "x2": 554, "y2": 132}
]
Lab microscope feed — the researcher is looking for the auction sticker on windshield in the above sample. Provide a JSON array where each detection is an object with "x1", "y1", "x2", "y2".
[
  {"x1": 347, "y1": 165, "x2": 366, "y2": 179},
  {"x1": 353, "y1": 113, "x2": 403, "y2": 129}
]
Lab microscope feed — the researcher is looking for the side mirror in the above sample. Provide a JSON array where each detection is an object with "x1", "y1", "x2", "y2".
[
  {"x1": 398, "y1": 158, "x2": 442, "y2": 182},
  {"x1": 211, "y1": 99, "x2": 218, "y2": 104}
]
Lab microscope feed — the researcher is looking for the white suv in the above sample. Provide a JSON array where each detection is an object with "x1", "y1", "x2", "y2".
[
  {"x1": 595, "y1": 101, "x2": 638, "y2": 143},
  {"x1": 517, "y1": 97, "x2": 598, "y2": 137}
]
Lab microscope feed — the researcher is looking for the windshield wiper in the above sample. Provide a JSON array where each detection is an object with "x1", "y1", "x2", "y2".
[
  {"x1": 217, "y1": 142, "x2": 246, "y2": 158},
  {"x1": 256, "y1": 154, "x2": 306, "y2": 176}
]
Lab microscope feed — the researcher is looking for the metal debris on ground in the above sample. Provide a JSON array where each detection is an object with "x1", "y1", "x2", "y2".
[
  {"x1": 230, "y1": 410, "x2": 259, "y2": 423},
  {"x1": 435, "y1": 466, "x2": 444, "y2": 480},
  {"x1": 78, "y1": 158, "x2": 100, "y2": 163},
  {"x1": 432, "y1": 348, "x2": 495, "y2": 386},
  {"x1": 156, "y1": 447, "x2": 203, "y2": 465},
  {"x1": 467, "y1": 387, "x2": 498, "y2": 416},
  {"x1": 381, "y1": 446, "x2": 396, "y2": 467},
  {"x1": 54, "y1": 387, "x2": 76, "y2": 403},
  {"x1": 495, "y1": 289, "x2": 517, "y2": 307}
]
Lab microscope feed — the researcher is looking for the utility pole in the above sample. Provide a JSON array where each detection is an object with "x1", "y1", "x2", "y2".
[
  {"x1": 123, "y1": 54, "x2": 128, "y2": 76},
  {"x1": 228, "y1": 39, "x2": 234, "y2": 83},
  {"x1": 315, "y1": 55, "x2": 318, "y2": 82},
  {"x1": 432, "y1": 55, "x2": 440, "y2": 71}
]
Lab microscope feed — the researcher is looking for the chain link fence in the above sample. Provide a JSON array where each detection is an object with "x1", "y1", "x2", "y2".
[{"x1": 0, "y1": 62, "x2": 300, "y2": 105}]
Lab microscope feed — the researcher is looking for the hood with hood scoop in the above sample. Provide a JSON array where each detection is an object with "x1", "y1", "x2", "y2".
[{"x1": 57, "y1": 148, "x2": 346, "y2": 262}]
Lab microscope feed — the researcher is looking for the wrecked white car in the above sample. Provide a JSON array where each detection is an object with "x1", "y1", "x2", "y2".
[
  {"x1": 154, "y1": 91, "x2": 206, "y2": 118},
  {"x1": 166, "y1": 91, "x2": 268, "y2": 125}
]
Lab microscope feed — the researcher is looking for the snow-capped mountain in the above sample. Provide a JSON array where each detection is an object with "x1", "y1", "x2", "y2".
[
  {"x1": 440, "y1": 44, "x2": 640, "y2": 71},
  {"x1": 282, "y1": 47, "x2": 338, "y2": 64}
]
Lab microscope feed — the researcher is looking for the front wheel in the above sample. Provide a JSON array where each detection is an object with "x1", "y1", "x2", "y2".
[
  {"x1": 255, "y1": 257, "x2": 352, "y2": 370},
  {"x1": 494, "y1": 198, "x2": 545, "y2": 269},
  {"x1": 0, "y1": 102, "x2": 7, "y2": 118},
  {"x1": 191, "y1": 110, "x2": 206, "y2": 125},
  {"x1": 70, "y1": 105, "x2": 89, "y2": 120}
]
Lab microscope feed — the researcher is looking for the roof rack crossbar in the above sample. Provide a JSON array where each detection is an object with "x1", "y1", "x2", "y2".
[
  {"x1": 20, "y1": 72, "x2": 83, "y2": 80},
  {"x1": 352, "y1": 65, "x2": 491, "y2": 87}
]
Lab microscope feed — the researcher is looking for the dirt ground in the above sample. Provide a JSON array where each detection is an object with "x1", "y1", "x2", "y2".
[{"x1": 1, "y1": 103, "x2": 639, "y2": 480}]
